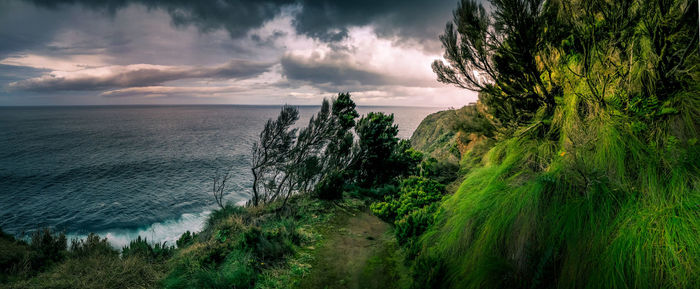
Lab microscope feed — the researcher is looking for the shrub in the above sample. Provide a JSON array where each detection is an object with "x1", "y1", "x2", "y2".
[
  {"x1": 69, "y1": 233, "x2": 118, "y2": 258},
  {"x1": 240, "y1": 221, "x2": 300, "y2": 263},
  {"x1": 394, "y1": 204, "x2": 438, "y2": 246},
  {"x1": 176, "y1": 231, "x2": 197, "y2": 248},
  {"x1": 164, "y1": 251, "x2": 255, "y2": 289},
  {"x1": 314, "y1": 170, "x2": 347, "y2": 200},
  {"x1": 207, "y1": 204, "x2": 246, "y2": 229},
  {"x1": 0, "y1": 228, "x2": 31, "y2": 281},
  {"x1": 371, "y1": 176, "x2": 445, "y2": 223},
  {"x1": 419, "y1": 157, "x2": 459, "y2": 184},
  {"x1": 11, "y1": 253, "x2": 165, "y2": 289},
  {"x1": 371, "y1": 176, "x2": 446, "y2": 248},
  {"x1": 409, "y1": 250, "x2": 448, "y2": 289},
  {"x1": 121, "y1": 236, "x2": 174, "y2": 262},
  {"x1": 27, "y1": 228, "x2": 67, "y2": 271}
]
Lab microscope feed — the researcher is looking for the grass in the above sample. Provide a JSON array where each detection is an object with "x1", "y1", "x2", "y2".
[
  {"x1": 0, "y1": 196, "x2": 378, "y2": 289},
  {"x1": 161, "y1": 196, "x2": 371, "y2": 289},
  {"x1": 411, "y1": 91, "x2": 700, "y2": 289}
]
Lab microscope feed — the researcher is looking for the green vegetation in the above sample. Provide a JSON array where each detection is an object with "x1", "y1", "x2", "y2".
[
  {"x1": 0, "y1": 93, "x2": 424, "y2": 288},
  {"x1": 1, "y1": 228, "x2": 167, "y2": 289},
  {"x1": 2, "y1": 0, "x2": 698, "y2": 287},
  {"x1": 413, "y1": 0, "x2": 699, "y2": 288},
  {"x1": 371, "y1": 176, "x2": 446, "y2": 256}
]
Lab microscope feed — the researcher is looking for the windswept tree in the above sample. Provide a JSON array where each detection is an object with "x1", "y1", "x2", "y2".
[
  {"x1": 249, "y1": 93, "x2": 360, "y2": 208},
  {"x1": 274, "y1": 99, "x2": 336, "y2": 207},
  {"x1": 432, "y1": 0, "x2": 561, "y2": 128},
  {"x1": 250, "y1": 105, "x2": 298, "y2": 206},
  {"x1": 324, "y1": 92, "x2": 359, "y2": 172},
  {"x1": 352, "y1": 112, "x2": 422, "y2": 187}
]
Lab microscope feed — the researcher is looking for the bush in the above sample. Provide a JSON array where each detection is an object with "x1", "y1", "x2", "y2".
[
  {"x1": 0, "y1": 228, "x2": 31, "y2": 281},
  {"x1": 207, "y1": 204, "x2": 246, "y2": 229},
  {"x1": 419, "y1": 157, "x2": 459, "y2": 184},
  {"x1": 394, "y1": 204, "x2": 438, "y2": 246},
  {"x1": 69, "y1": 233, "x2": 118, "y2": 258},
  {"x1": 27, "y1": 228, "x2": 67, "y2": 271},
  {"x1": 11, "y1": 253, "x2": 165, "y2": 289},
  {"x1": 314, "y1": 170, "x2": 347, "y2": 200},
  {"x1": 409, "y1": 250, "x2": 448, "y2": 289},
  {"x1": 164, "y1": 251, "x2": 255, "y2": 289},
  {"x1": 240, "y1": 221, "x2": 300, "y2": 263},
  {"x1": 176, "y1": 231, "x2": 197, "y2": 248},
  {"x1": 371, "y1": 176, "x2": 445, "y2": 223},
  {"x1": 371, "y1": 176, "x2": 446, "y2": 248},
  {"x1": 121, "y1": 236, "x2": 174, "y2": 262}
]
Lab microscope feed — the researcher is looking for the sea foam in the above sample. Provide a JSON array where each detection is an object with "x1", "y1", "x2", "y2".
[{"x1": 67, "y1": 209, "x2": 212, "y2": 249}]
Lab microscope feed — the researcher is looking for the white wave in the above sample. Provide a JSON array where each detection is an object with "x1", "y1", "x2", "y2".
[{"x1": 67, "y1": 210, "x2": 212, "y2": 249}]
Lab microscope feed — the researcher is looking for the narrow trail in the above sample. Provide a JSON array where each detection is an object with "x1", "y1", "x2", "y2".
[{"x1": 297, "y1": 209, "x2": 407, "y2": 289}]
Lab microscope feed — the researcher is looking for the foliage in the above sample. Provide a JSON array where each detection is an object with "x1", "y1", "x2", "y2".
[
  {"x1": 417, "y1": 0, "x2": 700, "y2": 288},
  {"x1": 163, "y1": 251, "x2": 255, "y2": 289},
  {"x1": 250, "y1": 93, "x2": 360, "y2": 209},
  {"x1": 28, "y1": 228, "x2": 67, "y2": 267},
  {"x1": 10, "y1": 253, "x2": 166, "y2": 289},
  {"x1": 121, "y1": 236, "x2": 175, "y2": 263},
  {"x1": 432, "y1": 0, "x2": 559, "y2": 128},
  {"x1": 353, "y1": 113, "x2": 423, "y2": 188},
  {"x1": 418, "y1": 157, "x2": 459, "y2": 184},
  {"x1": 240, "y1": 221, "x2": 300, "y2": 263},
  {"x1": 451, "y1": 103, "x2": 497, "y2": 138},
  {"x1": 68, "y1": 233, "x2": 118, "y2": 259},
  {"x1": 251, "y1": 105, "x2": 299, "y2": 206},
  {"x1": 1, "y1": 229, "x2": 166, "y2": 288},
  {"x1": 394, "y1": 204, "x2": 439, "y2": 247},
  {"x1": 314, "y1": 170, "x2": 348, "y2": 200},
  {"x1": 371, "y1": 176, "x2": 445, "y2": 223},
  {"x1": 176, "y1": 231, "x2": 197, "y2": 248},
  {"x1": 371, "y1": 176, "x2": 446, "y2": 250},
  {"x1": 161, "y1": 195, "x2": 364, "y2": 289},
  {"x1": 0, "y1": 228, "x2": 32, "y2": 282}
]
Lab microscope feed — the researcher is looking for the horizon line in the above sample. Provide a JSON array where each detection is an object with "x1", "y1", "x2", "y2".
[{"x1": 0, "y1": 103, "x2": 452, "y2": 109}]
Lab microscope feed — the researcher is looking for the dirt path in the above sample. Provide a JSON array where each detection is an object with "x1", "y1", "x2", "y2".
[{"x1": 297, "y1": 209, "x2": 408, "y2": 289}]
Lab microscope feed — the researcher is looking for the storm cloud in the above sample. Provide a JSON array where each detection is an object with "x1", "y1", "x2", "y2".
[
  {"x1": 7, "y1": 59, "x2": 273, "y2": 91},
  {"x1": 25, "y1": 0, "x2": 456, "y2": 47},
  {"x1": 281, "y1": 52, "x2": 390, "y2": 87},
  {"x1": 0, "y1": 0, "x2": 476, "y2": 106}
]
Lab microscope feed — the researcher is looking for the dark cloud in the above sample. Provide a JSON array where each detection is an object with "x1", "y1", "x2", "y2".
[
  {"x1": 0, "y1": 1, "x2": 75, "y2": 58},
  {"x1": 280, "y1": 51, "x2": 435, "y2": 91},
  {"x1": 23, "y1": 0, "x2": 456, "y2": 48},
  {"x1": 281, "y1": 52, "x2": 390, "y2": 87},
  {"x1": 27, "y1": 0, "x2": 295, "y2": 38},
  {"x1": 294, "y1": 0, "x2": 455, "y2": 47},
  {"x1": 8, "y1": 59, "x2": 273, "y2": 91}
]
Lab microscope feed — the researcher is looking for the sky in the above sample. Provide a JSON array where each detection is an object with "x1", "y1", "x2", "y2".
[{"x1": 0, "y1": 0, "x2": 477, "y2": 107}]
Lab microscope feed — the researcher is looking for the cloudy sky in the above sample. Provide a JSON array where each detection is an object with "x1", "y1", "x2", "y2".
[{"x1": 0, "y1": 0, "x2": 477, "y2": 106}]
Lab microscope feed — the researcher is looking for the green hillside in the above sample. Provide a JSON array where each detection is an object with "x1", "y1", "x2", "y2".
[{"x1": 409, "y1": 0, "x2": 700, "y2": 288}]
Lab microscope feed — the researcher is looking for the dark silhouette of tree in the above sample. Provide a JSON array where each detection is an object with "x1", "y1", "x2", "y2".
[
  {"x1": 432, "y1": 0, "x2": 559, "y2": 128},
  {"x1": 248, "y1": 93, "x2": 360, "y2": 209},
  {"x1": 211, "y1": 166, "x2": 233, "y2": 209},
  {"x1": 250, "y1": 105, "x2": 298, "y2": 206},
  {"x1": 353, "y1": 112, "x2": 422, "y2": 187}
]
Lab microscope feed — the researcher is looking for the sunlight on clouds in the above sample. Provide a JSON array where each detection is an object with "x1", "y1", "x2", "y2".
[{"x1": 0, "y1": 54, "x2": 108, "y2": 71}]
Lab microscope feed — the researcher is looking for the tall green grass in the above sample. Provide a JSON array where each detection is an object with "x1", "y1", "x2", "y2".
[{"x1": 414, "y1": 91, "x2": 699, "y2": 288}]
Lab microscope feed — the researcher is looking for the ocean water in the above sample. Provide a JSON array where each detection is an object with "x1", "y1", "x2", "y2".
[{"x1": 0, "y1": 105, "x2": 440, "y2": 247}]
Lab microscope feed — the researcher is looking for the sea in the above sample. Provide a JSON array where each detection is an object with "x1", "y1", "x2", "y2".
[{"x1": 0, "y1": 105, "x2": 441, "y2": 247}]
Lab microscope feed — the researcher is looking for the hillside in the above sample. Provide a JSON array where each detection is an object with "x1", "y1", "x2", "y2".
[{"x1": 410, "y1": 109, "x2": 460, "y2": 164}]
